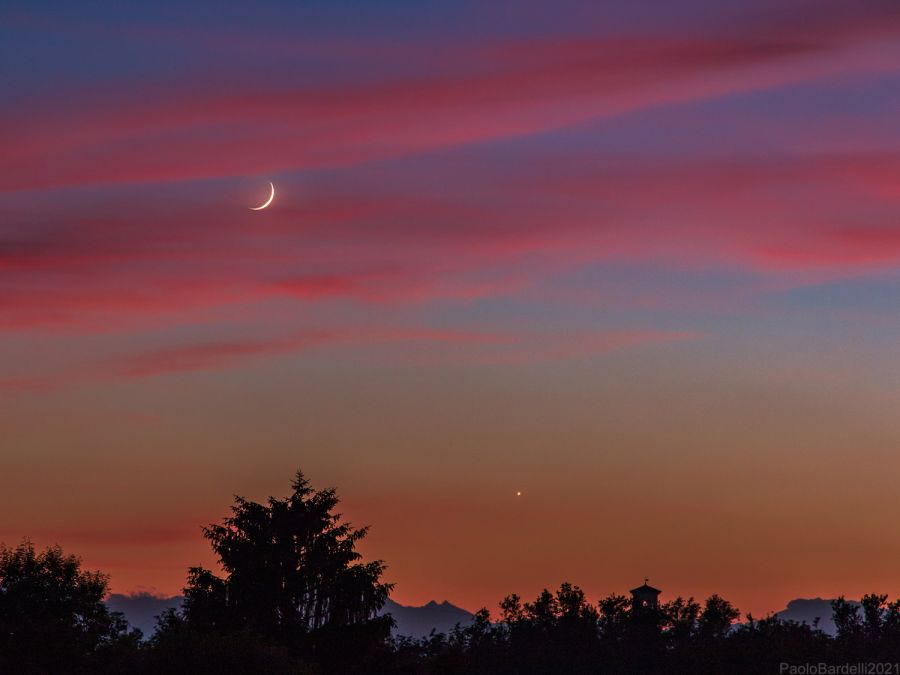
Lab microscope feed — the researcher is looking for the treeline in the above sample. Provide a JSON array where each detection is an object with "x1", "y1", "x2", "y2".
[
  {"x1": 394, "y1": 588, "x2": 900, "y2": 674},
  {"x1": 2, "y1": 471, "x2": 899, "y2": 674}
]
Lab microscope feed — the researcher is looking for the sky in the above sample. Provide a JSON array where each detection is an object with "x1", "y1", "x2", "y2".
[{"x1": 2, "y1": 0, "x2": 900, "y2": 618}]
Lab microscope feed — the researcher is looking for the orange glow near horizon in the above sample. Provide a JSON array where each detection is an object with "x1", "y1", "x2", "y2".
[{"x1": 3, "y1": 1, "x2": 900, "y2": 622}]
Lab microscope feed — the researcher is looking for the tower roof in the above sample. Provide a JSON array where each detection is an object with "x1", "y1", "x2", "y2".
[{"x1": 630, "y1": 582, "x2": 661, "y2": 595}]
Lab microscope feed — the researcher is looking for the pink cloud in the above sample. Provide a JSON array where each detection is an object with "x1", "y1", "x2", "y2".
[
  {"x1": 0, "y1": 325, "x2": 694, "y2": 389},
  {"x1": 273, "y1": 275, "x2": 359, "y2": 299},
  {"x1": 756, "y1": 225, "x2": 900, "y2": 269},
  {"x1": 2, "y1": 525, "x2": 201, "y2": 548},
  {"x1": 117, "y1": 333, "x2": 336, "y2": 377},
  {"x1": 3, "y1": 4, "x2": 899, "y2": 192},
  {"x1": 0, "y1": 376, "x2": 53, "y2": 392},
  {"x1": 464, "y1": 330, "x2": 703, "y2": 365},
  {"x1": 113, "y1": 327, "x2": 699, "y2": 377},
  {"x1": 519, "y1": 152, "x2": 900, "y2": 271},
  {"x1": 2, "y1": 147, "x2": 899, "y2": 341},
  {"x1": 115, "y1": 328, "x2": 500, "y2": 378}
]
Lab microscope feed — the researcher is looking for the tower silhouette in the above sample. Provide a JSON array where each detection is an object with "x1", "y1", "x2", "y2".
[{"x1": 630, "y1": 579, "x2": 661, "y2": 611}]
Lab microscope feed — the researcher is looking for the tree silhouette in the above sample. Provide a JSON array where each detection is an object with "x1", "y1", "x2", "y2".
[
  {"x1": 168, "y1": 470, "x2": 393, "y2": 673},
  {"x1": 0, "y1": 539, "x2": 139, "y2": 672},
  {"x1": 661, "y1": 595, "x2": 700, "y2": 644},
  {"x1": 697, "y1": 594, "x2": 739, "y2": 640},
  {"x1": 8, "y1": 470, "x2": 900, "y2": 673},
  {"x1": 831, "y1": 595, "x2": 862, "y2": 642}
]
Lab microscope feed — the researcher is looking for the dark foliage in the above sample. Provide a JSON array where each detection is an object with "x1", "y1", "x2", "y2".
[
  {"x1": 144, "y1": 608, "x2": 317, "y2": 674},
  {"x1": 6, "y1": 471, "x2": 900, "y2": 673},
  {"x1": 0, "y1": 540, "x2": 141, "y2": 674},
  {"x1": 395, "y1": 585, "x2": 900, "y2": 675},
  {"x1": 152, "y1": 470, "x2": 395, "y2": 674}
]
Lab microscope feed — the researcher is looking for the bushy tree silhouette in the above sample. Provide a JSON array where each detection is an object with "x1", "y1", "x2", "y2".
[
  {"x1": 661, "y1": 595, "x2": 700, "y2": 643},
  {"x1": 697, "y1": 594, "x2": 739, "y2": 640},
  {"x1": 0, "y1": 539, "x2": 139, "y2": 673},
  {"x1": 157, "y1": 470, "x2": 393, "y2": 673}
]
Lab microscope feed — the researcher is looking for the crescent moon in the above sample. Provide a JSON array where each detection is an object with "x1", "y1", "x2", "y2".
[{"x1": 249, "y1": 182, "x2": 275, "y2": 210}]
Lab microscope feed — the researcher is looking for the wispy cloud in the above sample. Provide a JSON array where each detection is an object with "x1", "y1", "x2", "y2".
[{"x1": 3, "y1": 2, "x2": 899, "y2": 191}]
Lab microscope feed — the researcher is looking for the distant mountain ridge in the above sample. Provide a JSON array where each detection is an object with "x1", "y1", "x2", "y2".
[
  {"x1": 378, "y1": 598, "x2": 475, "y2": 638},
  {"x1": 774, "y1": 597, "x2": 860, "y2": 636},
  {"x1": 106, "y1": 593, "x2": 474, "y2": 639},
  {"x1": 107, "y1": 593, "x2": 851, "y2": 639},
  {"x1": 106, "y1": 593, "x2": 182, "y2": 637}
]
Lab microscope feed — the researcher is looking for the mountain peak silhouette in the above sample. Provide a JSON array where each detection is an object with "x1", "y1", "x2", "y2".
[
  {"x1": 107, "y1": 593, "x2": 474, "y2": 640},
  {"x1": 379, "y1": 598, "x2": 474, "y2": 638},
  {"x1": 774, "y1": 597, "x2": 861, "y2": 636}
]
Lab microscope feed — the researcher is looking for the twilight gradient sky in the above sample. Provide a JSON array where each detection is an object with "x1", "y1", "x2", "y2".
[{"x1": 2, "y1": 1, "x2": 900, "y2": 617}]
